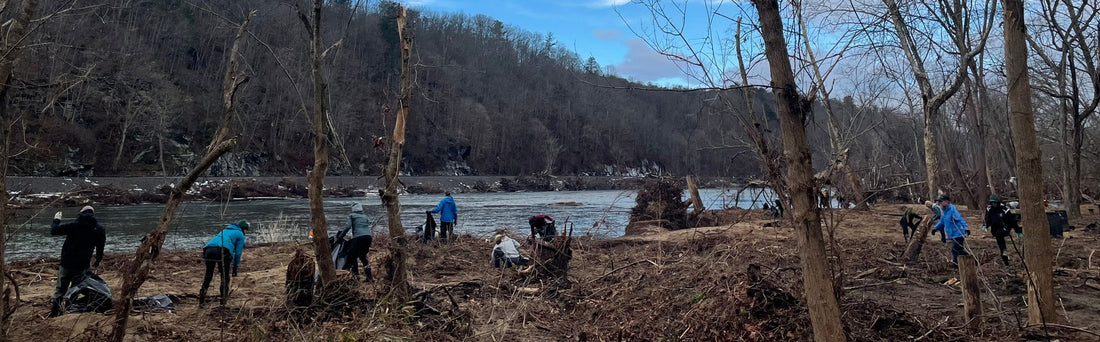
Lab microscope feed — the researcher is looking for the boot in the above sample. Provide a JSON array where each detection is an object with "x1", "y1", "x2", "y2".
[
  {"x1": 199, "y1": 288, "x2": 207, "y2": 307},
  {"x1": 363, "y1": 266, "x2": 374, "y2": 283},
  {"x1": 1001, "y1": 254, "x2": 1010, "y2": 266},
  {"x1": 47, "y1": 297, "x2": 63, "y2": 318}
]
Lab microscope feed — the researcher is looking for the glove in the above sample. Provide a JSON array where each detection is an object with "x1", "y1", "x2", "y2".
[
  {"x1": 1016, "y1": 232, "x2": 1023, "y2": 238},
  {"x1": 966, "y1": 230, "x2": 971, "y2": 236},
  {"x1": 54, "y1": 212, "x2": 62, "y2": 220},
  {"x1": 981, "y1": 226, "x2": 988, "y2": 232},
  {"x1": 931, "y1": 229, "x2": 937, "y2": 235},
  {"x1": 425, "y1": 210, "x2": 432, "y2": 214}
]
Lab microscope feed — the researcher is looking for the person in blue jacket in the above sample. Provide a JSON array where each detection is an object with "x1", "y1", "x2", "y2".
[
  {"x1": 200, "y1": 220, "x2": 248, "y2": 306},
  {"x1": 428, "y1": 191, "x2": 458, "y2": 242},
  {"x1": 932, "y1": 195, "x2": 970, "y2": 266}
]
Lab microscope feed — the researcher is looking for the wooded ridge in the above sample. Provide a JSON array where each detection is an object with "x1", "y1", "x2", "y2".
[{"x1": 8, "y1": 0, "x2": 917, "y2": 182}]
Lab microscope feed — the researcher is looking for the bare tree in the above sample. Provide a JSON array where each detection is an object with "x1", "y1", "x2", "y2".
[
  {"x1": 753, "y1": 0, "x2": 845, "y2": 340},
  {"x1": 1027, "y1": 0, "x2": 1100, "y2": 219},
  {"x1": 882, "y1": 0, "x2": 996, "y2": 263},
  {"x1": 621, "y1": 1, "x2": 790, "y2": 198},
  {"x1": 297, "y1": 0, "x2": 338, "y2": 285},
  {"x1": 793, "y1": 2, "x2": 869, "y2": 210},
  {"x1": 733, "y1": 16, "x2": 789, "y2": 206},
  {"x1": 0, "y1": 1, "x2": 37, "y2": 339},
  {"x1": 1003, "y1": 0, "x2": 1058, "y2": 327},
  {"x1": 380, "y1": 3, "x2": 413, "y2": 301},
  {"x1": 110, "y1": 11, "x2": 254, "y2": 342},
  {"x1": 881, "y1": 0, "x2": 996, "y2": 203}
]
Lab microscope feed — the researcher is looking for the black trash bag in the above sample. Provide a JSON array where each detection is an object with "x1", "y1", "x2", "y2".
[
  {"x1": 133, "y1": 294, "x2": 175, "y2": 313},
  {"x1": 65, "y1": 272, "x2": 112, "y2": 314},
  {"x1": 421, "y1": 212, "x2": 437, "y2": 243},
  {"x1": 329, "y1": 226, "x2": 352, "y2": 270}
]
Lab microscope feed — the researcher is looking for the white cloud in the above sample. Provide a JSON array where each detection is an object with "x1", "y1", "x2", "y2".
[
  {"x1": 588, "y1": 0, "x2": 631, "y2": 8},
  {"x1": 610, "y1": 38, "x2": 689, "y2": 83}
]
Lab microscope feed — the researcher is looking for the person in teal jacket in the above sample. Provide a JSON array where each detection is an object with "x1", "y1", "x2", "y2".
[
  {"x1": 200, "y1": 220, "x2": 248, "y2": 306},
  {"x1": 345, "y1": 203, "x2": 373, "y2": 282},
  {"x1": 428, "y1": 191, "x2": 458, "y2": 242},
  {"x1": 932, "y1": 195, "x2": 970, "y2": 266}
]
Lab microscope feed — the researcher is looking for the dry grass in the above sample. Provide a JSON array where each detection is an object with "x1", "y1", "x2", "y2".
[{"x1": 7, "y1": 205, "x2": 1100, "y2": 341}]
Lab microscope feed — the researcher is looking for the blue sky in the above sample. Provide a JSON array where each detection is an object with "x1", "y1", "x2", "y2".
[{"x1": 400, "y1": 0, "x2": 757, "y2": 87}]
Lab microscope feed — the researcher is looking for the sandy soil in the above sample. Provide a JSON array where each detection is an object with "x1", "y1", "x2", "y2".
[{"x1": 7, "y1": 204, "x2": 1100, "y2": 341}]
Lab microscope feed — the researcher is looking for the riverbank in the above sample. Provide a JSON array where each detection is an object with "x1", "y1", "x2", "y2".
[
  {"x1": 8, "y1": 205, "x2": 1100, "y2": 340},
  {"x1": 6, "y1": 175, "x2": 742, "y2": 208}
]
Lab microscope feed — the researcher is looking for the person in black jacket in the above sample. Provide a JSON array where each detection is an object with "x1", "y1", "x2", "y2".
[
  {"x1": 899, "y1": 207, "x2": 923, "y2": 243},
  {"x1": 982, "y1": 195, "x2": 1022, "y2": 266},
  {"x1": 48, "y1": 205, "x2": 106, "y2": 317}
]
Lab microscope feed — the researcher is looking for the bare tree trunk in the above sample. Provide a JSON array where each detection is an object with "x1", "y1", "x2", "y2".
[
  {"x1": 921, "y1": 117, "x2": 942, "y2": 199},
  {"x1": 109, "y1": 13, "x2": 253, "y2": 341},
  {"x1": 158, "y1": 112, "x2": 167, "y2": 176},
  {"x1": 299, "y1": 0, "x2": 337, "y2": 285},
  {"x1": 1065, "y1": 48, "x2": 1087, "y2": 220},
  {"x1": 882, "y1": 0, "x2": 992, "y2": 201},
  {"x1": 1003, "y1": 0, "x2": 1057, "y2": 326},
  {"x1": 883, "y1": 0, "x2": 993, "y2": 258},
  {"x1": 0, "y1": 80, "x2": 11, "y2": 342},
  {"x1": 958, "y1": 255, "x2": 982, "y2": 330},
  {"x1": 753, "y1": 1, "x2": 845, "y2": 340},
  {"x1": 963, "y1": 76, "x2": 991, "y2": 207},
  {"x1": 686, "y1": 175, "x2": 704, "y2": 212},
  {"x1": 901, "y1": 214, "x2": 934, "y2": 263},
  {"x1": 112, "y1": 112, "x2": 130, "y2": 171},
  {"x1": 380, "y1": 4, "x2": 413, "y2": 301},
  {"x1": 1068, "y1": 115, "x2": 1082, "y2": 218},
  {"x1": 945, "y1": 141, "x2": 980, "y2": 209},
  {"x1": 0, "y1": 1, "x2": 37, "y2": 340}
]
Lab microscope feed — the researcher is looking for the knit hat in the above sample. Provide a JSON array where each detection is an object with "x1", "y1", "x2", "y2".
[
  {"x1": 237, "y1": 220, "x2": 251, "y2": 230},
  {"x1": 935, "y1": 194, "x2": 951, "y2": 203},
  {"x1": 352, "y1": 202, "x2": 363, "y2": 213},
  {"x1": 80, "y1": 206, "x2": 95, "y2": 214},
  {"x1": 989, "y1": 194, "x2": 1001, "y2": 203}
]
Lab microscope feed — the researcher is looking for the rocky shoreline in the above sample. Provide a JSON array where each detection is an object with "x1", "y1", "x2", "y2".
[{"x1": 6, "y1": 175, "x2": 742, "y2": 208}]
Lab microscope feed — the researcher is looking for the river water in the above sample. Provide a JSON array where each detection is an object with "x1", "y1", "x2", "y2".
[{"x1": 8, "y1": 188, "x2": 775, "y2": 260}]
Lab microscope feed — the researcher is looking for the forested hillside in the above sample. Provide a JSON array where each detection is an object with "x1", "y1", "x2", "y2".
[{"x1": 0, "y1": 0, "x2": 916, "y2": 180}]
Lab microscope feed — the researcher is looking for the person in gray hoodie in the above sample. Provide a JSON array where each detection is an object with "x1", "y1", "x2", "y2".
[{"x1": 344, "y1": 203, "x2": 373, "y2": 282}]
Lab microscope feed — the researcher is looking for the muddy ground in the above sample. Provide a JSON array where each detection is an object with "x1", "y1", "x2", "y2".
[{"x1": 7, "y1": 204, "x2": 1100, "y2": 341}]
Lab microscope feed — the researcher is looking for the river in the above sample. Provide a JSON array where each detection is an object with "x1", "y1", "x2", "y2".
[{"x1": 8, "y1": 188, "x2": 776, "y2": 260}]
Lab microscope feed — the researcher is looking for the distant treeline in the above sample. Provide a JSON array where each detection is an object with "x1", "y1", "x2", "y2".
[{"x1": 6, "y1": 0, "x2": 920, "y2": 184}]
